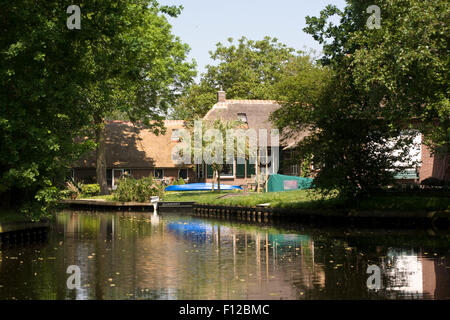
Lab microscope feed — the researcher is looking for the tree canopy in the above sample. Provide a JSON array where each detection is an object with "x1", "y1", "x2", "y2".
[
  {"x1": 0, "y1": 0, "x2": 195, "y2": 214},
  {"x1": 170, "y1": 36, "x2": 301, "y2": 119},
  {"x1": 271, "y1": 0, "x2": 447, "y2": 198}
]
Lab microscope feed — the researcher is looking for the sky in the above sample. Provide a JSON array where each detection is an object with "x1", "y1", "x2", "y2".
[{"x1": 160, "y1": 0, "x2": 347, "y2": 78}]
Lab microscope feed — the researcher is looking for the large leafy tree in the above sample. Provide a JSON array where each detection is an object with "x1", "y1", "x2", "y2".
[
  {"x1": 171, "y1": 36, "x2": 299, "y2": 119},
  {"x1": 0, "y1": 0, "x2": 195, "y2": 215},
  {"x1": 1, "y1": 1, "x2": 93, "y2": 215},
  {"x1": 78, "y1": 1, "x2": 195, "y2": 194},
  {"x1": 304, "y1": 0, "x2": 448, "y2": 152},
  {"x1": 349, "y1": 0, "x2": 449, "y2": 152},
  {"x1": 271, "y1": 0, "x2": 434, "y2": 199}
]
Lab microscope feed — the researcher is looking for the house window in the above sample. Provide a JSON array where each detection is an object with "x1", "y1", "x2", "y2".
[
  {"x1": 237, "y1": 113, "x2": 247, "y2": 123},
  {"x1": 220, "y1": 163, "x2": 234, "y2": 177},
  {"x1": 290, "y1": 164, "x2": 299, "y2": 176},
  {"x1": 112, "y1": 169, "x2": 132, "y2": 190},
  {"x1": 179, "y1": 169, "x2": 188, "y2": 180},
  {"x1": 154, "y1": 169, "x2": 164, "y2": 179},
  {"x1": 259, "y1": 147, "x2": 271, "y2": 166},
  {"x1": 171, "y1": 129, "x2": 180, "y2": 141}
]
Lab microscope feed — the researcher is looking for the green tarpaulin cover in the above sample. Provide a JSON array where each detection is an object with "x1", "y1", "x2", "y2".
[{"x1": 266, "y1": 174, "x2": 314, "y2": 192}]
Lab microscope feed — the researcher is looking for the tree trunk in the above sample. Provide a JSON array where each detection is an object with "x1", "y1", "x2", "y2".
[
  {"x1": 95, "y1": 118, "x2": 108, "y2": 195},
  {"x1": 217, "y1": 170, "x2": 221, "y2": 193}
]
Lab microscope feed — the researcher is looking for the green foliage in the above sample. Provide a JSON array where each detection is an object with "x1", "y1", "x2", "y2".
[
  {"x1": 271, "y1": 0, "x2": 445, "y2": 199},
  {"x1": 113, "y1": 176, "x2": 164, "y2": 202},
  {"x1": 185, "y1": 118, "x2": 252, "y2": 191},
  {"x1": 421, "y1": 177, "x2": 444, "y2": 187},
  {"x1": 303, "y1": 0, "x2": 448, "y2": 152},
  {"x1": 80, "y1": 184, "x2": 100, "y2": 197},
  {"x1": 300, "y1": 155, "x2": 312, "y2": 178},
  {"x1": 171, "y1": 37, "x2": 301, "y2": 119},
  {"x1": 0, "y1": 1, "x2": 195, "y2": 215},
  {"x1": 177, "y1": 178, "x2": 185, "y2": 185},
  {"x1": 164, "y1": 189, "x2": 449, "y2": 212},
  {"x1": 349, "y1": 0, "x2": 449, "y2": 152}
]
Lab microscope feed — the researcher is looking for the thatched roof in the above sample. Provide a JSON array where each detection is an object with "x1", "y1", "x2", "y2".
[
  {"x1": 74, "y1": 120, "x2": 190, "y2": 168},
  {"x1": 204, "y1": 99, "x2": 307, "y2": 148}
]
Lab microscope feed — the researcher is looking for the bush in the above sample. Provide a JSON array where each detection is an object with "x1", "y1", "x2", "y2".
[
  {"x1": 81, "y1": 184, "x2": 101, "y2": 196},
  {"x1": 63, "y1": 181, "x2": 80, "y2": 199},
  {"x1": 113, "y1": 176, "x2": 163, "y2": 202},
  {"x1": 59, "y1": 189, "x2": 78, "y2": 199},
  {"x1": 178, "y1": 178, "x2": 185, "y2": 185},
  {"x1": 421, "y1": 177, "x2": 444, "y2": 187}
]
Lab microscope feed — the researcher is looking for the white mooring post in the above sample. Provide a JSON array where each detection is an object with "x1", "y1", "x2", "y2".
[{"x1": 150, "y1": 196, "x2": 159, "y2": 215}]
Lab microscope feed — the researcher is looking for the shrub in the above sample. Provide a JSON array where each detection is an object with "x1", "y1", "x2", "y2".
[
  {"x1": 113, "y1": 176, "x2": 163, "y2": 202},
  {"x1": 64, "y1": 181, "x2": 80, "y2": 199},
  {"x1": 421, "y1": 177, "x2": 444, "y2": 187},
  {"x1": 81, "y1": 184, "x2": 101, "y2": 196},
  {"x1": 178, "y1": 178, "x2": 185, "y2": 185}
]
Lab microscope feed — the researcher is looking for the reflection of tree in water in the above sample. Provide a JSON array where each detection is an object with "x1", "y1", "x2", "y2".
[{"x1": 1, "y1": 212, "x2": 449, "y2": 300}]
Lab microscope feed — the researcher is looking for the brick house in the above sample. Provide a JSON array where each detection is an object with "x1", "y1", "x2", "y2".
[
  {"x1": 196, "y1": 90, "x2": 308, "y2": 187},
  {"x1": 72, "y1": 120, "x2": 195, "y2": 189},
  {"x1": 199, "y1": 91, "x2": 449, "y2": 186},
  {"x1": 73, "y1": 91, "x2": 448, "y2": 188}
]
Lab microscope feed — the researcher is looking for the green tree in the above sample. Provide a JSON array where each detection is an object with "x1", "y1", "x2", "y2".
[
  {"x1": 171, "y1": 36, "x2": 300, "y2": 119},
  {"x1": 349, "y1": 0, "x2": 449, "y2": 153},
  {"x1": 79, "y1": 1, "x2": 195, "y2": 194},
  {"x1": 1, "y1": 1, "x2": 93, "y2": 216},
  {"x1": 272, "y1": 1, "x2": 425, "y2": 199},
  {"x1": 304, "y1": 0, "x2": 448, "y2": 152},
  {"x1": 0, "y1": 1, "x2": 195, "y2": 216},
  {"x1": 186, "y1": 119, "x2": 254, "y2": 192}
]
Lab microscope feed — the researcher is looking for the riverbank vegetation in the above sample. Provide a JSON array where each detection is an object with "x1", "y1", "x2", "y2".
[
  {"x1": 165, "y1": 190, "x2": 450, "y2": 212},
  {"x1": 2, "y1": 0, "x2": 448, "y2": 221},
  {"x1": 0, "y1": 209, "x2": 32, "y2": 224},
  {"x1": 0, "y1": 1, "x2": 195, "y2": 218}
]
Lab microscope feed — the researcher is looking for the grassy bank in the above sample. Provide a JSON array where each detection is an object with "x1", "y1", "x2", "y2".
[
  {"x1": 76, "y1": 189, "x2": 449, "y2": 212},
  {"x1": 163, "y1": 190, "x2": 450, "y2": 212}
]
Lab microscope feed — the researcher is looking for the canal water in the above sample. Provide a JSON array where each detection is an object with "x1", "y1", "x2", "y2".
[{"x1": 0, "y1": 210, "x2": 449, "y2": 300}]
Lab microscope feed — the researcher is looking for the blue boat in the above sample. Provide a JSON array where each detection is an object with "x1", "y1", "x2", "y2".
[{"x1": 165, "y1": 183, "x2": 243, "y2": 191}]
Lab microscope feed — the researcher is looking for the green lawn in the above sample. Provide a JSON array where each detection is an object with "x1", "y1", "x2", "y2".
[
  {"x1": 75, "y1": 189, "x2": 449, "y2": 212},
  {"x1": 163, "y1": 189, "x2": 450, "y2": 212}
]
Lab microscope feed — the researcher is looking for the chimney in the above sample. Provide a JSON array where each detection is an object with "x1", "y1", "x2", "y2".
[{"x1": 218, "y1": 89, "x2": 226, "y2": 103}]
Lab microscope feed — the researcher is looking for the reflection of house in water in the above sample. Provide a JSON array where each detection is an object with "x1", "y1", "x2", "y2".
[{"x1": 383, "y1": 249, "x2": 450, "y2": 299}]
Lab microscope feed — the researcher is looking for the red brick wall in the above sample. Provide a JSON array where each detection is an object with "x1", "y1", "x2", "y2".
[
  {"x1": 419, "y1": 142, "x2": 449, "y2": 182},
  {"x1": 130, "y1": 169, "x2": 153, "y2": 179}
]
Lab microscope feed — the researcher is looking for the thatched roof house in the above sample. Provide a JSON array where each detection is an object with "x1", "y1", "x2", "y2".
[{"x1": 73, "y1": 120, "x2": 194, "y2": 187}]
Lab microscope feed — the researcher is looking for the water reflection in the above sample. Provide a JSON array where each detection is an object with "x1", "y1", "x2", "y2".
[{"x1": 0, "y1": 210, "x2": 449, "y2": 300}]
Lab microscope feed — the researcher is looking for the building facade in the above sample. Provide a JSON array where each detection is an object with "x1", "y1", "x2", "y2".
[
  {"x1": 72, "y1": 120, "x2": 195, "y2": 189},
  {"x1": 73, "y1": 91, "x2": 448, "y2": 189}
]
